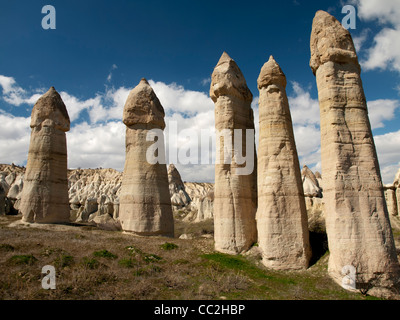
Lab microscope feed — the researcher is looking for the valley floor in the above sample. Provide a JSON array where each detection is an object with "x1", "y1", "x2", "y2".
[{"x1": 0, "y1": 215, "x2": 396, "y2": 300}]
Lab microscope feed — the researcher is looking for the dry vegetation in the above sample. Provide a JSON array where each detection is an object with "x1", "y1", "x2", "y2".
[{"x1": 0, "y1": 214, "x2": 386, "y2": 300}]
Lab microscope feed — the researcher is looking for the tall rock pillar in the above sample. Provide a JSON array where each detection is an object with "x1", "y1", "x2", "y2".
[
  {"x1": 210, "y1": 52, "x2": 257, "y2": 254},
  {"x1": 310, "y1": 10, "x2": 399, "y2": 296},
  {"x1": 256, "y1": 56, "x2": 311, "y2": 270},
  {"x1": 119, "y1": 79, "x2": 174, "y2": 237},
  {"x1": 20, "y1": 87, "x2": 70, "y2": 223}
]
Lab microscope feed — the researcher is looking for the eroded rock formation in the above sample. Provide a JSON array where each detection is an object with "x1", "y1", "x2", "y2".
[
  {"x1": 19, "y1": 87, "x2": 71, "y2": 224},
  {"x1": 168, "y1": 164, "x2": 191, "y2": 208},
  {"x1": 256, "y1": 56, "x2": 311, "y2": 270},
  {"x1": 119, "y1": 79, "x2": 174, "y2": 237},
  {"x1": 302, "y1": 165, "x2": 322, "y2": 198},
  {"x1": 68, "y1": 168, "x2": 122, "y2": 223},
  {"x1": 210, "y1": 52, "x2": 257, "y2": 254},
  {"x1": 310, "y1": 10, "x2": 400, "y2": 296}
]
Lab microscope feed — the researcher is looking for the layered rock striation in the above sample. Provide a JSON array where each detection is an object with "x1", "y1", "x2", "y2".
[
  {"x1": 310, "y1": 10, "x2": 400, "y2": 296},
  {"x1": 19, "y1": 87, "x2": 71, "y2": 224},
  {"x1": 256, "y1": 56, "x2": 311, "y2": 270},
  {"x1": 119, "y1": 79, "x2": 174, "y2": 237},
  {"x1": 210, "y1": 52, "x2": 258, "y2": 254}
]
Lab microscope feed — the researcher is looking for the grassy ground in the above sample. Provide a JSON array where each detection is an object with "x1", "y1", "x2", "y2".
[{"x1": 0, "y1": 215, "x2": 385, "y2": 300}]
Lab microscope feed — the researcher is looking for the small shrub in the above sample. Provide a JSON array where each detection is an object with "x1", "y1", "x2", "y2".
[
  {"x1": 125, "y1": 245, "x2": 143, "y2": 255},
  {"x1": 81, "y1": 257, "x2": 100, "y2": 270},
  {"x1": 8, "y1": 254, "x2": 37, "y2": 266},
  {"x1": 149, "y1": 265, "x2": 162, "y2": 273},
  {"x1": 118, "y1": 258, "x2": 136, "y2": 268},
  {"x1": 0, "y1": 244, "x2": 15, "y2": 252},
  {"x1": 143, "y1": 254, "x2": 163, "y2": 263},
  {"x1": 134, "y1": 264, "x2": 162, "y2": 277},
  {"x1": 55, "y1": 254, "x2": 74, "y2": 268},
  {"x1": 201, "y1": 253, "x2": 272, "y2": 280},
  {"x1": 160, "y1": 242, "x2": 179, "y2": 251},
  {"x1": 93, "y1": 250, "x2": 118, "y2": 259},
  {"x1": 134, "y1": 267, "x2": 148, "y2": 277}
]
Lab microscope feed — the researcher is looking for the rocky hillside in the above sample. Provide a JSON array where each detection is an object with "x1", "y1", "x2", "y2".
[
  {"x1": 0, "y1": 163, "x2": 214, "y2": 226},
  {"x1": 2, "y1": 162, "x2": 399, "y2": 232}
]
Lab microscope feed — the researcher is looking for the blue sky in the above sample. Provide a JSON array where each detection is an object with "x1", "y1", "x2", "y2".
[{"x1": 0, "y1": 0, "x2": 399, "y2": 183}]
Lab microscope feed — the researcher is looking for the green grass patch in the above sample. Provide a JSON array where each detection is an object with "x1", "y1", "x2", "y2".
[
  {"x1": 201, "y1": 253, "x2": 272, "y2": 280},
  {"x1": 0, "y1": 244, "x2": 15, "y2": 252},
  {"x1": 93, "y1": 250, "x2": 118, "y2": 259},
  {"x1": 8, "y1": 254, "x2": 37, "y2": 266},
  {"x1": 160, "y1": 242, "x2": 179, "y2": 250},
  {"x1": 125, "y1": 245, "x2": 143, "y2": 255},
  {"x1": 81, "y1": 257, "x2": 100, "y2": 269},
  {"x1": 143, "y1": 254, "x2": 163, "y2": 263},
  {"x1": 55, "y1": 254, "x2": 74, "y2": 268},
  {"x1": 118, "y1": 257, "x2": 137, "y2": 268}
]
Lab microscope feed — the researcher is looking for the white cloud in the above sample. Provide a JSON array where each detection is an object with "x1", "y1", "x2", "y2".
[
  {"x1": 375, "y1": 129, "x2": 400, "y2": 184},
  {"x1": 288, "y1": 81, "x2": 320, "y2": 126},
  {"x1": 67, "y1": 121, "x2": 126, "y2": 170},
  {"x1": 0, "y1": 113, "x2": 30, "y2": 165},
  {"x1": 362, "y1": 27, "x2": 400, "y2": 72},
  {"x1": 107, "y1": 64, "x2": 118, "y2": 83},
  {"x1": 0, "y1": 75, "x2": 398, "y2": 184},
  {"x1": 149, "y1": 80, "x2": 214, "y2": 116},
  {"x1": 354, "y1": 0, "x2": 400, "y2": 25},
  {"x1": 0, "y1": 75, "x2": 42, "y2": 106},
  {"x1": 102, "y1": 86, "x2": 131, "y2": 120},
  {"x1": 252, "y1": 97, "x2": 260, "y2": 152},
  {"x1": 201, "y1": 77, "x2": 211, "y2": 86},
  {"x1": 351, "y1": 0, "x2": 400, "y2": 72},
  {"x1": 0, "y1": 76, "x2": 19, "y2": 94},
  {"x1": 293, "y1": 124, "x2": 321, "y2": 158},
  {"x1": 59, "y1": 92, "x2": 100, "y2": 122},
  {"x1": 368, "y1": 99, "x2": 399, "y2": 129},
  {"x1": 352, "y1": 28, "x2": 370, "y2": 53}
]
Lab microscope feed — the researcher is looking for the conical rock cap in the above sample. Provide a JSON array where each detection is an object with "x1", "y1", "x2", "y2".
[
  {"x1": 123, "y1": 78, "x2": 166, "y2": 129},
  {"x1": 210, "y1": 52, "x2": 253, "y2": 103},
  {"x1": 257, "y1": 55, "x2": 287, "y2": 89},
  {"x1": 30, "y1": 87, "x2": 70, "y2": 132}
]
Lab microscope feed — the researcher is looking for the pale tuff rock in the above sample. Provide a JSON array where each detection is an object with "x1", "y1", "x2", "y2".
[
  {"x1": 68, "y1": 168, "x2": 122, "y2": 222},
  {"x1": 301, "y1": 167, "x2": 325, "y2": 232},
  {"x1": 394, "y1": 168, "x2": 400, "y2": 188},
  {"x1": 0, "y1": 163, "x2": 214, "y2": 223},
  {"x1": 167, "y1": 164, "x2": 214, "y2": 222},
  {"x1": 384, "y1": 185, "x2": 398, "y2": 217},
  {"x1": 394, "y1": 169, "x2": 400, "y2": 217},
  {"x1": 119, "y1": 79, "x2": 174, "y2": 237},
  {"x1": 397, "y1": 187, "x2": 400, "y2": 217},
  {"x1": 7, "y1": 175, "x2": 24, "y2": 201},
  {"x1": 168, "y1": 164, "x2": 191, "y2": 207},
  {"x1": 190, "y1": 188, "x2": 214, "y2": 222},
  {"x1": 210, "y1": 52, "x2": 258, "y2": 254},
  {"x1": 383, "y1": 169, "x2": 400, "y2": 222},
  {"x1": 302, "y1": 165, "x2": 322, "y2": 198},
  {"x1": 311, "y1": 10, "x2": 400, "y2": 296},
  {"x1": 314, "y1": 171, "x2": 323, "y2": 190},
  {"x1": 256, "y1": 56, "x2": 311, "y2": 270},
  {"x1": 178, "y1": 182, "x2": 214, "y2": 222},
  {"x1": 0, "y1": 164, "x2": 25, "y2": 215},
  {"x1": 19, "y1": 87, "x2": 71, "y2": 224}
]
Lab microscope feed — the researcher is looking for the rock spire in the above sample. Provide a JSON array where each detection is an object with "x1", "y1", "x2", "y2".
[
  {"x1": 310, "y1": 10, "x2": 400, "y2": 297},
  {"x1": 20, "y1": 87, "x2": 71, "y2": 223},
  {"x1": 119, "y1": 79, "x2": 174, "y2": 236},
  {"x1": 256, "y1": 56, "x2": 311, "y2": 270},
  {"x1": 210, "y1": 52, "x2": 258, "y2": 254}
]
